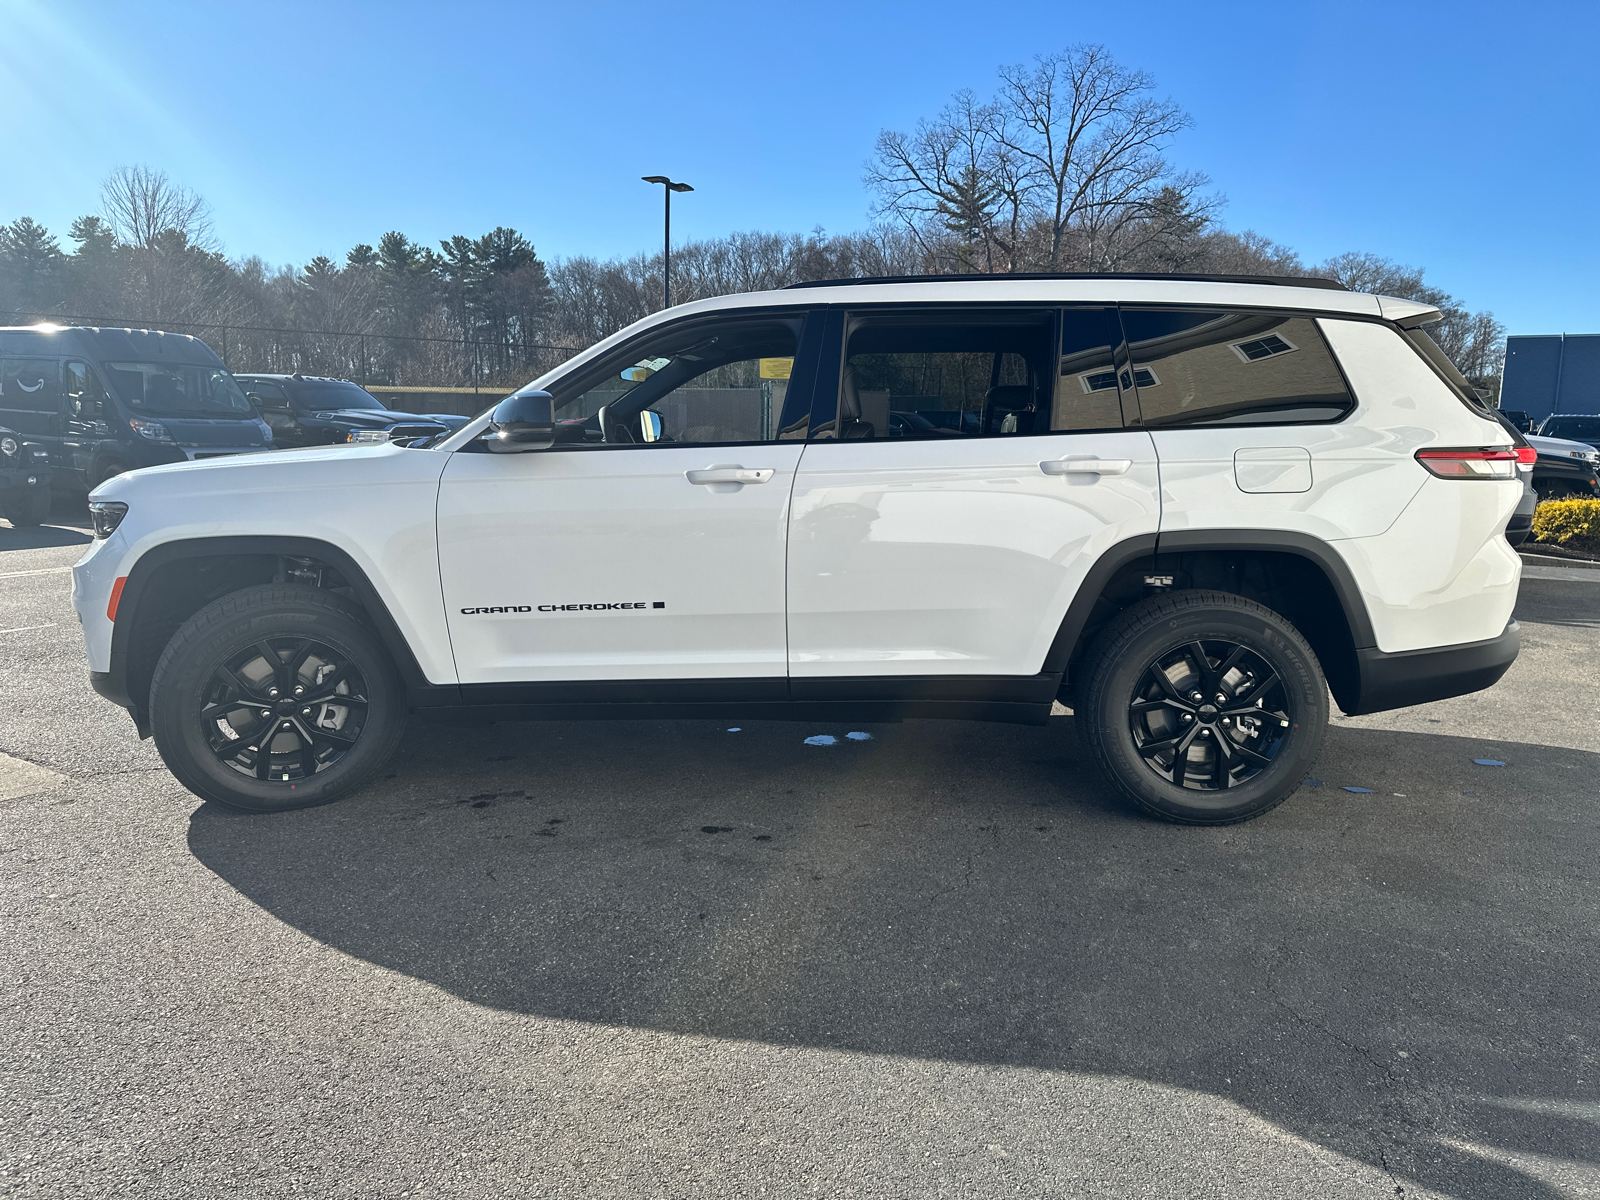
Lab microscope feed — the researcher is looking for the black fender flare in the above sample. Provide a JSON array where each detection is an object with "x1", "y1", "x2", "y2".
[
  {"x1": 1042, "y1": 529, "x2": 1377, "y2": 687},
  {"x1": 105, "y1": 535, "x2": 449, "y2": 715}
]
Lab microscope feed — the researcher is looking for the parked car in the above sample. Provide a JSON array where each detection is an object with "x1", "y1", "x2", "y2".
[
  {"x1": 76, "y1": 272, "x2": 1525, "y2": 826},
  {"x1": 1537, "y1": 414, "x2": 1600, "y2": 448},
  {"x1": 0, "y1": 326, "x2": 273, "y2": 488},
  {"x1": 232, "y1": 374, "x2": 468, "y2": 448},
  {"x1": 1499, "y1": 408, "x2": 1534, "y2": 433},
  {"x1": 0, "y1": 424, "x2": 53, "y2": 526},
  {"x1": 1527, "y1": 432, "x2": 1600, "y2": 499}
]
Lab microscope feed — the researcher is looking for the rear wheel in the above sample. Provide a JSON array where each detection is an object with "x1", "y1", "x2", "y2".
[
  {"x1": 1076, "y1": 590, "x2": 1328, "y2": 825},
  {"x1": 149, "y1": 585, "x2": 407, "y2": 812}
]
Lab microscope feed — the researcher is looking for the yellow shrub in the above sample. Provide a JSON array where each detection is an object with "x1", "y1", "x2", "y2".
[{"x1": 1532, "y1": 498, "x2": 1600, "y2": 553}]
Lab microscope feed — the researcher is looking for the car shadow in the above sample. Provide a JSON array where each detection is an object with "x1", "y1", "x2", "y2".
[
  {"x1": 0, "y1": 522, "x2": 92, "y2": 548},
  {"x1": 2, "y1": 491, "x2": 92, "y2": 546},
  {"x1": 188, "y1": 717, "x2": 1597, "y2": 1198}
]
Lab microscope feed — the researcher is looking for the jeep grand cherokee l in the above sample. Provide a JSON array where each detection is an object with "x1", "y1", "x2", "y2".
[{"x1": 73, "y1": 273, "x2": 1524, "y2": 825}]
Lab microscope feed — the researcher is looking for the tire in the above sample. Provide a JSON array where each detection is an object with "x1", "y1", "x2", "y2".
[
  {"x1": 4, "y1": 489, "x2": 50, "y2": 526},
  {"x1": 1075, "y1": 590, "x2": 1328, "y2": 825},
  {"x1": 148, "y1": 584, "x2": 407, "y2": 813}
]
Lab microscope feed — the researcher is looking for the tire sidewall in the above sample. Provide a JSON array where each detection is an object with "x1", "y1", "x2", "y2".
[
  {"x1": 151, "y1": 600, "x2": 403, "y2": 813},
  {"x1": 1090, "y1": 603, "x2": 1327, "y2": 824}
]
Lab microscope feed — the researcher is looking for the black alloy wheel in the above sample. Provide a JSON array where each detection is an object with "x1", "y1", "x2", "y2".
[
  {"x1": 1076, "y1": 589, "x2": 1328, "y2": 825},
  {"x1": 149, "y1": 584, "x2": 405, "y2": 812},
  {"x1": 200, "y1": 636, "x2": 369, "y2": 783},
  {"x1": 1128, "y1": 639, "x2": 1292, "y2": 790}
]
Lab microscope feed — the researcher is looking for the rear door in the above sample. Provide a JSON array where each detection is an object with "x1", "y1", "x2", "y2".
[{"x1": 785, "y1": 306, "x2": 1161, "y2": 681}]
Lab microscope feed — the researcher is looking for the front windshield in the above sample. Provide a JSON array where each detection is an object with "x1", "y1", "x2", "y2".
[
  {"x1": 293, "y1": 380, "x2": 388, "y2": 411},
  {"x1": 106, "y1": 362, "x2": 255, "y2": 419},
  {"x1": 1542, "y1": 417, "x2": 1600, "y2": 442}
]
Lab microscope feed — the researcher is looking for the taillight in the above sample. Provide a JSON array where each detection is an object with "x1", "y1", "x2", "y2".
[
  {"x1": 1515, "y1": 446, "x2": 1538, "y2": 466},
  {"x1": 1415, "y1": 448, "x2": 1520, "y2": 479}
]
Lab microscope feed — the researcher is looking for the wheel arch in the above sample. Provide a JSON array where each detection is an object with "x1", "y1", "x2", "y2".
[
  {"x1": 107, "y1": 535, "x2": 443, "y2": 733},
  {"x1": 1048, "y1": 530, "x2": 1375, "y2": 714}
]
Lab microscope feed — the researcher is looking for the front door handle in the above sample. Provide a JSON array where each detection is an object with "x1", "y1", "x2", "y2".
[
  {"x1": 1040, "y1": 457, "x2": 1132, "y2": 476},
  {"x1": 686, "y1": 467, "x2": 774, "y2": 485}
]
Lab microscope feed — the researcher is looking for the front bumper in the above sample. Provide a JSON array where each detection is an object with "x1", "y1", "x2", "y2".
[
  {"x1": 1345, "y1": 620, "x2": 1520, "y2": 715},
  {"x1": 0, "y1": 463, "x2": 52, "y2": 499}
]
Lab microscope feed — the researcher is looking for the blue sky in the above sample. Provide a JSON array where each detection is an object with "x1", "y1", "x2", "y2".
[{"x1": 3, "y1": 0, "x2": 1597, "y2": 333}]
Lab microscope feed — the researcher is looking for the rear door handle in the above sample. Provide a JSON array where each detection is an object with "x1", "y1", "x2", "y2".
[
  {"x1": 1040, "y1": 457, "x2": 1132, "y2": 476},
  {"x1": 686, "y1": 467, "x2": 775, "y2": 485}
]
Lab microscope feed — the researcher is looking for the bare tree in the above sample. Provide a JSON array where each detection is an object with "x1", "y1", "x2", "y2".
[
  {"x1": 868, "y1": 90, "x2": 1029, "y2": 271},
  {"x1": 869, "y1": 47, "x2": 1196, "y2": 273},
  {"x1": 101, "y1": 165, "x2": 214, "y2": 251},
  {"x1": 995, "y1": 47, "x2": 1193, "y2": 269}
]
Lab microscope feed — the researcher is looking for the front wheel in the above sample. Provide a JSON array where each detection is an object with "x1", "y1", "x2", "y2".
[
  {"x1": 4, "y1": 489, "x2": 51, "y2": 526},
  {"x1": 149, "y1": 585, "x2": 407, "y2": 812},
  {"x1": 1076, "y1": 590, "x2": 1328, "y2": 825}
]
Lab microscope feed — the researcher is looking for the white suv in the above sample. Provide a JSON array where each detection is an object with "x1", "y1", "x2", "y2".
[{"x1": 73, "y1": 274, "x2": 1526, "y2": 825}]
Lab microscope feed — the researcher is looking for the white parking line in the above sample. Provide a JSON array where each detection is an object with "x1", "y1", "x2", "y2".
[
  {"x1": 0, "y1": 623, "x2": 57, "y2": 635},
  {"x1": 1522, "y1": 566, "x2": 1600, "y2": 583},
  {"x1": 0, "y1": 566, "x2": 74, "y2": 579}
]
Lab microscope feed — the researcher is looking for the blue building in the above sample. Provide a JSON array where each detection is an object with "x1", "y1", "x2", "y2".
[{"x1": 1500, "y1": 334, "x2": 1600, "y2": 424}]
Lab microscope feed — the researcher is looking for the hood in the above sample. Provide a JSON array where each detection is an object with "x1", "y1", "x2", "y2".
[
  {"x1": 419, "y1": 412, "x2": 470, "y2": 429},
  {"x1": 155, "y1": 414, "x2": 272, "y2": 447},
  {"x1": 306, "y1": 408, "x2": 445, "y2": 429},
  {"x1": 1528, "y1": 433, "x2": 1600, "y2": 458},
  {"x1": 89, "y1": 441, "x2": 441, "y2": 503}
]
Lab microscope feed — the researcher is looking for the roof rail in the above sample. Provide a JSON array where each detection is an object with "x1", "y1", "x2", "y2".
[{"x1": 782, "y1": 271, "x2": 1347, "y2": 292}]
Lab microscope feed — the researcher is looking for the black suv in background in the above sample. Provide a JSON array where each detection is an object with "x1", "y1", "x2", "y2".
[
  {"x1": 0, "y1": 326, "x2": 272, "y2": 488},
  {"x1": 233, "y1": 375, "x2": 468, "y2": 448}
]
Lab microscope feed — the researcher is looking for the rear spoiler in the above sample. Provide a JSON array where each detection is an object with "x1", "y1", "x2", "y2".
[{"x1": 1377, "y1": 295, "x2": 1444, "y2": 328}]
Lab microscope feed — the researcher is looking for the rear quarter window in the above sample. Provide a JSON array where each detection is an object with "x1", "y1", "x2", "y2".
[{"x1": 1118, "y1": 310, "x2": 1355, "y2": 427}]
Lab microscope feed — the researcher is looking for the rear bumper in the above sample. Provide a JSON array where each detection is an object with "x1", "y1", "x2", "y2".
[
  {"x1": 1345, "y1": 620, "x2": 1520, "y2": 715},
  {"x1": 1506, "y1": 510, "x2": 1533, "y2": 546}
]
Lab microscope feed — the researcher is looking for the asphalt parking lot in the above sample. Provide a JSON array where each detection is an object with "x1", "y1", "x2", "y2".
[{"x1": 3, "y1": 501, "x2": 1599, "y2": 1199}]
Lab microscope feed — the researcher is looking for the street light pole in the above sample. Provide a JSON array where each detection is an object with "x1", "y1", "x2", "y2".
[{"x1": 641, "y1": 175, "x2": 693, "y2": 309}]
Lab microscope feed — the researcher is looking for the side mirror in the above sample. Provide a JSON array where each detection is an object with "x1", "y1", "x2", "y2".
[
  {"x1": 640, "y1": 410, "x2": 662, "y2": 442},
  {"x1": 485, "y1": 391, "x2": 555, "y2": 453}
]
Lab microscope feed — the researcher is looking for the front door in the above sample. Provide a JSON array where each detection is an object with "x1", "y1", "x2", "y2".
[
  {"x1": 437, "y1": 309, "x2": 818, "y2": 686},
  {"x1": 786, "y1": 306, "x2": 1161, "y2": 680}
]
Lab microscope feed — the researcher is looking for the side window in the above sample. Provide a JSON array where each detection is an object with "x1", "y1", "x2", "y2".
[
  {"x1": 1118, "y1": 310, "x2": 1355, "y2": 427},
  {"x1": 0, "y1": 357, "x2": 61, "y2": 413},
  {"x1": 64, "y1": 361, "x2": 107, "y2": 417},
  {"x1": 552, "y1": 316, "x2": 805, "y2": 446},
  {"x1": 829, "y1": 309, "x2": 1056, "y2": 439},
  {"x1": 1053, "y1": 307, "x2": 1128, "y2": 431},
  {"x1": 245, "y1": 381, "x2": 291, "y2": 411}
]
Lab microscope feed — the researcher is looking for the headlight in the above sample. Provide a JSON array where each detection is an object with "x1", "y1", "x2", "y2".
[
  {"x1": 346, "y1": 430, "x2": 390, "y2": 444},
  {"x1": 0, "y1": 436, "x2": 17, "y2": 457},
  {"x1": 128, "y1": 416, "x2": 174, "y2": 443},
  {"x1": 89, "y1": 501, "x2": 128, "y2": 539}
]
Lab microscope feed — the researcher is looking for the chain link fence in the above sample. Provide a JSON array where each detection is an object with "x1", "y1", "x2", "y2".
[{"x1": 2, "y1": 309, "x2": 586, "y2": 416}]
